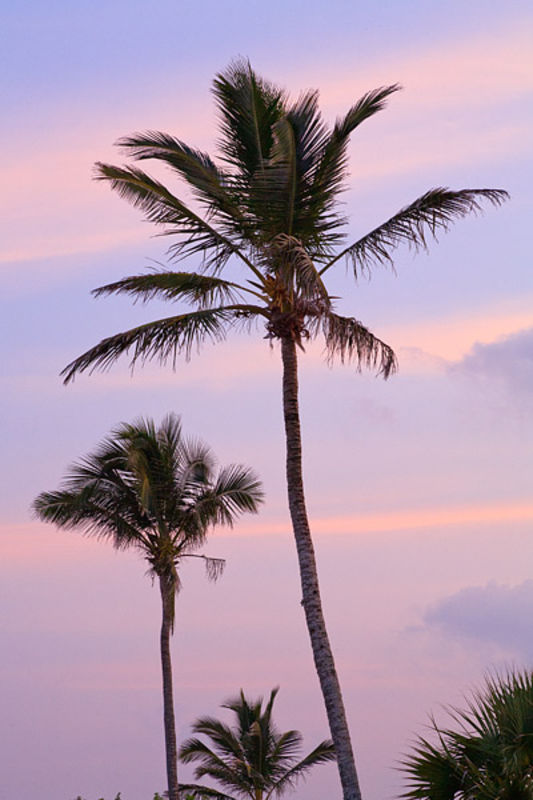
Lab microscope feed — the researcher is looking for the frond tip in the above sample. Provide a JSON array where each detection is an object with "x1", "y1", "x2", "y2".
[
  {"x1": 324, "y1": 313, "x2": 397, "y2": 378},
  {"x1": 202, "y1": 556, "x2": 226, "y2": 582},
  {"x1": 321, "y1": 187, "x2": 509, "y2": 276}
]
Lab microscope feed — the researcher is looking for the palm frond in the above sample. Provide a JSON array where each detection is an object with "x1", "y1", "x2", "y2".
[
  {"x1": 176, "y1": 437, "x2": 216, "y2": 502},
  {"x1": 264, "y1": 730, "x2": 304, "y2": 783},
  {"x1": 182, "y1": 554, "x2": 226, "y2": 582},
  {"x1": 213, "y1": 60, "x2": 286, "y2": 179},
  {"x1": 277, "y1": 91, "x2": 329, "y2": 242},
  {"x1": 61, "y1": 305, "x2": 267, "y2": 383},
  {"x1": 323, "y1": 312, "x2": 397, "y2": 378},
  {"x1": 320, "y1": 188, "x2": 509, "y2": 276},
  {"x1": 117, "y1": 132, "x2": 251, "y2": 235},
  {"x1": 401, "y1": 669, "x2": 533, "y2": 800},
  {"x1": 287, "y1": 91, "x2": 329, "y2": 181},
  {"x1": 401, "y1": 736, "x2": 462, "y2": 800},
  {"x1": 300, "y1": 85, "x2": 400, "y2": 249},
  {"x1": 314, "y1": 85, "x2": 401, "y2": 194},
  {"x1": 93, "y1": 271, "x2": 253, "y2": 308},
  {"x1": 267, "y1": 739, "x2": 336, "y2": 799},
  {"x1": 178, "y1": 784, "x2": 237, "y2": 800},
  {"x1": 95, "y1": 162, "x2": 239, "y2": 271},
  {"x1": 182, "y1": 747, "x2": 249, "y2": 796},
  {"x1": 203, "y1": 556, "x2": 226, "y2": 582},
  {"x1": 180, "y1": 725, "x2": 244, "y2": 764},
  {"x1": 271, "y1": 116, "x2": 298, "y2": 236},
  {"x1": 250, "y1": 94, "x2": 333, "y2": 247},
  {"x1": 32, "y1": 485, "x2": 151, "y2": 550},
  {"x1": 206, "y1": 464, "x2": 264, "y2": 526}
]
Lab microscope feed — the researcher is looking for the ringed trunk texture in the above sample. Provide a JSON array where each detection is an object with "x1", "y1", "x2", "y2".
[
  {"x1": 159, "y1": 575, "x2": 179, "y2": 800},
  {"x1": 280, "y1": 336, "x2": 362, "y2": 800}
]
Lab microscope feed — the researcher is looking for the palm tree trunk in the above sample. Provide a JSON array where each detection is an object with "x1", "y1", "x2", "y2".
[
  {"x1": 280, "y1": 335, "x2": 362, "y2": 800},
  {"x1": 159, "y1": 574, "x2": 179, "y2": 800}
]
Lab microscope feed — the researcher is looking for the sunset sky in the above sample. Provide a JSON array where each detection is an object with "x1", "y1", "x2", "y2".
[{"x1": 2, "y1": 2, "x2": 532, "y2": 799}]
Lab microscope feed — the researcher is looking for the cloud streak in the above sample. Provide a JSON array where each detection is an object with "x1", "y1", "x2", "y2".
[{"x1": 6, "y1": 500, "x2": 533, "y2": 565}]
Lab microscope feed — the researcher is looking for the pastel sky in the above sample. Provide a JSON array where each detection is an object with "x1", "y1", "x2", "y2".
[{"x1": 2, "y1": 2, "x2": 532, "y2": 799}]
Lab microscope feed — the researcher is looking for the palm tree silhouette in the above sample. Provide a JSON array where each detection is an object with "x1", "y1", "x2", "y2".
[
  {"x1": 179, "y1": 687, "x2": 336, "y2": 800},
  {"x1": 61, "y1": 61, "x2": 508, "y2": 800},
  {"x1": 402, "y1": 670, "x2": 533, "y2": 800},
  {"x1": 33, "y1": 414, "x2": 263, "y2": 800}
]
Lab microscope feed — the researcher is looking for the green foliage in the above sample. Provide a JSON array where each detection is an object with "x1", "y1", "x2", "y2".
[
  {"x1": 60, "y1": 61, "x2": 507, "y2": 386},
  {"x1": 178, "y1": 687, "x2": 336, "y2": 800},
  {"x1": 402, "y1": 669, "x2": 533, "y2": 800},
  {"x1": 34, "y1": 414, "x2": 263, "y2": 623}
]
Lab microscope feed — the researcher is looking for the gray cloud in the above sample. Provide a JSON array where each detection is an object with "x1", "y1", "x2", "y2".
[
  {"x1": 423, "y1": 580, "x2": 533, "y2": 660},
  {"x1": 450, "y1": 327, "x2": 533, "y2": 396}
]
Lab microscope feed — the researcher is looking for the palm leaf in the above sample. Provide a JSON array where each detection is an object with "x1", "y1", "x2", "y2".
[
  {"x1": 117, "y1": 132, "x2": 249, "y2": 234},
  {"x1": 201, "y1": 555, "x2": 226, "y2": 582},
  {"x1": 179, "y1": 553, "x2": 226, "y2": 583},
  {"x1": 271, "y1": 116, "x2": 298, "y2": 236},
  {"x1": 32, "y1": 485, "x2": 151, "y2": 550},
  {"x1": 95, "y1": 162, "x2": 239, "y2": 271},
  {"x1": 213, "y1": 60, "x2": 286, "y2": 180},
  {"x1": 312, "y1": 84, "x2": 401, "y2": 206},
  {"x1": 320, "y1": 188, "x2": 509, "y2": 276},
  {"x1": 178, "y1": 785, "x2": 237, "y2": 800},
  {"x1": 206, "y1": 464, "x2": 264, "y2": 526},
  {"x1": 266, "y1": 739, "x2": 336, "y2": 799},
  {"x1": 401, "y1": 670, "x2": 533, "y2": 800},
  {"x1": 182, "y1": 720, "x2": 245, "y2": 762},
  {"x1": 323, "y1": 312, "x2": 397, "y2": 378},
  {"x1": 280, "y1": 91, "x2": 328, "y2": 242},
  {"x1": 61, "y1": 305, "x2": 267, "y2": 383},
  {"x1": 93, "y1": 271, "x2": 253, "y2": 308}
]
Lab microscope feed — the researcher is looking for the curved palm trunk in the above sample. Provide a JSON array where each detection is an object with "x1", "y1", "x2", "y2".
[
  {"x1": 159, "y1": 574, "x2": 179, "y2": 800},
  {"x1": 280, "y1": 336, "x2": 362, "y2": 800}
]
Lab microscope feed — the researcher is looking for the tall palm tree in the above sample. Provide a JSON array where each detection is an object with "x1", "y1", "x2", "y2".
[
  {"x1": 178, "y1": 687, "x2": 336, "y2": 800},
  {"x1": 33, "y1": 414, "x2": 263, "y2": 800},
  {"x1": 60, "y1": 61, "x2": 508, "y2": 800},
  {"x1": 402, "y1": 669, "x2": 533, "y2": 800}
]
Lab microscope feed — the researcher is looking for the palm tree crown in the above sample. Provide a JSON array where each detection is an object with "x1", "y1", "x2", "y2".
[
  {"x1": 61, "y1": 60, "x2": 507, "y2": 383},
  {"x1": 402, "y1": 670, "x2": 533, "y2": 800},
  {"x1": 179, "y1": 687, "x2": 336, "y2": 800},
  {"x1": 33, "y1": 414, "x2": 262, "y2": 620}
]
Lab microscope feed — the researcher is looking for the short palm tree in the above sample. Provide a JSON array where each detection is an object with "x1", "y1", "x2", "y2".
[
  {"x1": 178, "y1": 687, "x2": 336, "y2": 800},
  {"x1": 402, "y1": 670, "x2": 533, "y2": 800},
  {"x1": 61, "y1": 61, "x2": 508, "y2": 800},
  {"x1": 33, "y1": 414, "x2": 263, "y2": 800}
]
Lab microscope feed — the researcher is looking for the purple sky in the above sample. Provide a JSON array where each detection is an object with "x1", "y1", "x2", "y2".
[{"x1": 2, "y1": 2, "x2": 533, "y2": 799}]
